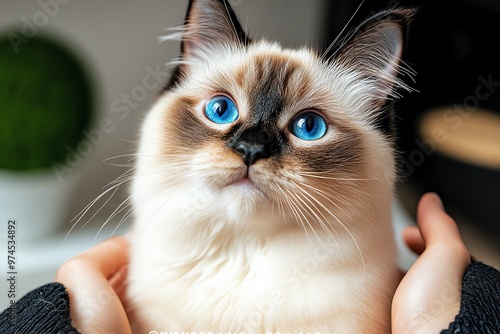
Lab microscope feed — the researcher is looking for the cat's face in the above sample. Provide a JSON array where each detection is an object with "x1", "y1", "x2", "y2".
[{"x1": 132, "y1": 0, "x2": 413, "y2": 234}]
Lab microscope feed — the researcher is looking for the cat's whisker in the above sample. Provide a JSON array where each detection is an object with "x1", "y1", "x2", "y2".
[
  {"x1": 294, "y1": 188, "x2": 335, "y2": 233},
  {"x1": 266, "y1": 175, "x2": 345, "y2": 245},
  {"x1": 115, "y1": 137, "x2": 140, "y2": 144},
  {"x1": 292, "y1": 181, "x2": 341, "y2": 222},
  {"x1": 102, "y1": 153, "x2": 140, "y2": 161},
  {"x1": 103, "y1": 200, "x2": 135, "y2": 241},
  {"x1": 93, "y1": 192, "x2": 136, "y2": 245},
  {"x1": 112, "y1": 203, "x2": 137, "y2": 237},
  {"x1": 270, "y1": 182, "x2": 286, "y2": 223},
  {"x1": 102, "y1": 156, "x2": 174, "y2": 172},
  {"x1": 291, "y1": 190, "x2": 333, "y2": 248},
  {"x1": 292, "y1": 185, "x2": 344, "y2": 254},
  {"x1": 104, "y1": 163, "x2": 136, "y2": 168},
  {"x1": 62, "y1": 184, "x2": 122, "y2": 245},
  {"x1": 295, "y1": 181, "x2": 353, "y2": 218},
  {"x1": 106, "y1": 168, "x2": 138, "y2": 187},
  {"x1": 303, "y1": 169, "x2": 386, "y2": 200},
  {"x1": 94, "y1": 173, "x2": 187, "y2": 242},
  {"x1": 288, "y1": 201, "x2": 311, "y2": 242},
  {"x1": 66, "y1": 162, "x2": 200, "y2": 243},
  {"x1": 284, "y1": 187, "x2": 322, "y2": 243},
  {"x1": 63, "y1": 158, "x2": 164, "y2": 241},
  {"x1": 100, "y1": 179, "x2": 184, "y2": 242},
  {"x1": 102, "y1": 157, "x2": 194, "y2": 189},
  {"x1": 133, "y1": 189, "x2": 186, "y2": 234},
  {"x1": 296, "y1": 172, "x2": 373, "y2": 182},
  {"x1": 293, "y1": 180, "x2": 366, "y2": 274},
  {"x1": 321, "y1": 0, "x2": 366, "y2": 62},
  {"x1": 305, "y1": 178, "x2": 378, "y2": 201},
  {"x1": 117, "y1": 164, "x2": 194, "y2": 185},
  {"x1": 277, "y1": 183, "x2": 310, "y2": 241}
]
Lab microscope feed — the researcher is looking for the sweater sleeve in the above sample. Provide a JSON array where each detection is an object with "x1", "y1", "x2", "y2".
[
  {"x1": 441, "y1": 261, "x2": 500, "y2": 334},
  {"x1": 0, "y1": 282, "x2": 80, "y2": 334}
]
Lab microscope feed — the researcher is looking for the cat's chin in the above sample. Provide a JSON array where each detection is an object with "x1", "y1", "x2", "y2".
[
  {"x1": 221, "y1": 178, "x2": 266, "y2": 204},
  {"x1": 212, "y1": 177, "x2": 270, "y2": 224},
  {"x1": 219, "y1": 167, "x2": 265, "y2": 196}
]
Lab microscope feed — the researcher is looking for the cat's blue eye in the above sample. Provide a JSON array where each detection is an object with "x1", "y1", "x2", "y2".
[
  {"x1": 205, "y1": 95, "x2": 239, "y2": 124},
  {"x1": 290, "y1": 112, "x2": 327, "y2": 141}
]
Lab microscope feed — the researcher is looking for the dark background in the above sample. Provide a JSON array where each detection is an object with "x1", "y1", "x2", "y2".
[{"x1": 324, "y1": 0, "x2": 500, "y2": 236}]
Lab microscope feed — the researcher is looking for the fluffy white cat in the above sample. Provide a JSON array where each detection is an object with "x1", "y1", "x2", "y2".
[{"x1": 127, "y1": 1, "x2": 413, "y2": 332}]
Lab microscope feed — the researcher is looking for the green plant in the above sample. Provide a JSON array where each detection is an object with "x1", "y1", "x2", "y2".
[{"x1": 0, "y1": 33, "x2": 93, "y2": 171}]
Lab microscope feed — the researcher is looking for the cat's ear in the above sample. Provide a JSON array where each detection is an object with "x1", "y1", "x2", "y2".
[
  {"x1": 331, "y1": 9, "x2": 414, "y2": 105},
  {"x1": 162, "y1": 0, "x2": 249, "y2": 90},
  {"x1": 181, "y1": 0, "x2": 249, "y2": 59}
]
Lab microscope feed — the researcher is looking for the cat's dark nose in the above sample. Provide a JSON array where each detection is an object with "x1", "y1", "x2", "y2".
[{"x1": 233, "y1": 141, "x2": 268, "y2": 166}]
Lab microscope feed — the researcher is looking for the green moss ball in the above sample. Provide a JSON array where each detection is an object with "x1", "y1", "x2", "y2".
[{"x1": 0, "y1": 33, "x2": 93, "y2": 171}]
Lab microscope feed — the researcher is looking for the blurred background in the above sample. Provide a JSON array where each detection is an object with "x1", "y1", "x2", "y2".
[
  {"x1": 326, "y1": 0, "x2": 500, "y2": 261},
  {"x1": 0, "y1": 0, "x2": 499, "y2": 309}
]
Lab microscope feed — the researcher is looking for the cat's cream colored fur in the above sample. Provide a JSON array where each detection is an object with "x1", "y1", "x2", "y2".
[{"x1": 127, "y1": 1, "x2": 413, "y2": 332}]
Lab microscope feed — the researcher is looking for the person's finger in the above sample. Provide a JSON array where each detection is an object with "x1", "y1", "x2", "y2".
[
  {"x1": 109, "y1": 264, "x2": 129, "y2": 304},
  {"x1": 392, "y1": 193, "x2": 470, "y2": 333},
  {"x1": 403, "y1": 225, "x2": 425, "y2": 255},
  {"x1": 416, "y1": 192, "x2": 470, "y2": 274},
  {"x1": 56, "y1": 237, "x2": 131, "y2": 334},
  {"x1": 70, "y1": 236, "x2": 129, "y2": 278},
  {"x1": 403, "y1": 193, "x2": 453, "y2": 256},
  {"x1": 416, "y1": 193, "x2": 465, "y2": 249}
]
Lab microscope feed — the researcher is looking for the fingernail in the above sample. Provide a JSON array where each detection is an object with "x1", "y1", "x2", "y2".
[{"x1": 430, "y1": 192, "x2": 444, "y2": 209}]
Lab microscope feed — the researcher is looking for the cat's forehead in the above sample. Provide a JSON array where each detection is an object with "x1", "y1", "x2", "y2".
[
  {"x1": 210, "y1": 43, "x2": 326, "y2": 123},
  {"x1": 237, "y1": 43, "x2": 318, "y2": 90},
  {"x1": 239, "y1": 53, "x2": 303, "y2": 123}
]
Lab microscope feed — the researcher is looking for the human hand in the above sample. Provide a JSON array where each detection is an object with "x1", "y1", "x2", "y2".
[
  {"x1": 392, "y1": 192, "x2": 471, "y2": 333},
  {"x1": 56, "y1": 236, "x2": 132, "y2": 334}
]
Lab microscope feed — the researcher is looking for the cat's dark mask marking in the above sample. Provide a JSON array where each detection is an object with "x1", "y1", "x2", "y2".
[
  {"x1": 163, "y1": 96, "x2": 219, "y2": 156},
  {"x1": 226, "y1": 56, "x2": 296, "y2": 166}
]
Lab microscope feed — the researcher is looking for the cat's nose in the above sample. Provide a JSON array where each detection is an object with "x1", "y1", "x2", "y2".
[{"x1": 233, "y1": 141, "x2": 268, "y2": 166}]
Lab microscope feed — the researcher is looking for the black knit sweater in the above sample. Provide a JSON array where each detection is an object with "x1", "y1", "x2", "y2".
[
  {"x1": 0, "y1": 282, "x2": 78, "y2": 333},
  {"x1": 441, "y1": 262, "x2": 500, "y2": 333},
  {"x1": 1, "y1": 262, "x2": 498, "y2": 333}
]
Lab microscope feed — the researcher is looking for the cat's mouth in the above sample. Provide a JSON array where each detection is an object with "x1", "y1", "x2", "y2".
[
  {"x1": 225, "y1": 167, "x2": 262, "y2": 192},
  {"x1": 232, "y1": 176, "x2": 255, "y2": 187}
]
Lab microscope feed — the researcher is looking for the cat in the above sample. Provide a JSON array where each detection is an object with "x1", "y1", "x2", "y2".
[{"x1": 126, "y1": 0, "x2": 414, "y2": 332}]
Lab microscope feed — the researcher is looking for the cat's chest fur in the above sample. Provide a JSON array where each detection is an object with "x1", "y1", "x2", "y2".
[
  {"x1": 127, "y1": 164, "x2": 398, "y2": 332},
  {"x1": 128, "y1": 207, "x2": 398, "y2": 333}
]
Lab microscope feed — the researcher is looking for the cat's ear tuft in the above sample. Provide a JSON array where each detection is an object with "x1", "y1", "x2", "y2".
[
  {"x1": 162, "y1": 0, "x2": 249, "y2": 90},
  {"x1": 181, "y1": 0, "x2": 249, "y2": 59},
  {"x1": 331, "y1": 8, "x2": 415, "y2": 104}
]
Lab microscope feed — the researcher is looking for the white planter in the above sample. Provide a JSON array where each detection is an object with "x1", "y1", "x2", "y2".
[{"x1": 0, "y1": 169, "x2": 77, "y2": 243}]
